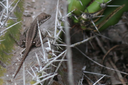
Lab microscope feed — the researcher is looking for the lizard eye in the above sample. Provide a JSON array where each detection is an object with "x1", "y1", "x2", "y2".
[{"x1": 45, "y1": 16, "x2": 49, "y2": 18}]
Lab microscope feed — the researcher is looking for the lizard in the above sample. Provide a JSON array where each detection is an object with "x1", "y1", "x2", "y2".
[{"x1": 13, "y1": 12, "x2": 51, "y2": 78}]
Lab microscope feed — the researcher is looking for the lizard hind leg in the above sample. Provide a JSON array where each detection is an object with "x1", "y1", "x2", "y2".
[
  {"x1": 18, "y1": 27, "x2": 29, "y2": 48},
  {"x1": 18, "y1": 33, "x2": 26, "y2": 48},
  {"x1": 9, "y1": 32, "x2": 25, "y2": 48}
]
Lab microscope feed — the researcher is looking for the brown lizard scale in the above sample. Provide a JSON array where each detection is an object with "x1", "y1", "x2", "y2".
[{"x1": 14, "y1": 13, "x2": 51, "y2": 78}]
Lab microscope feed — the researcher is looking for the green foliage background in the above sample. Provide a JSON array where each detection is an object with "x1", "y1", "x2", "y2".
[
  {"x1": 0, "y1": 0, "x2": 24, "y2": 84},
  {"x1": 68, "y1": 0, "x2": 128, "y2": 31}
]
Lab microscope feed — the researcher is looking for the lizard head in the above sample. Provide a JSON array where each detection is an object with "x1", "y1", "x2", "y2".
[{"x1": 38, "y1": 13, "x2": 51, "y2": 25}]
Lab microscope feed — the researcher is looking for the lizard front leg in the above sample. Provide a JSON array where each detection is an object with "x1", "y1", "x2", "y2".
[
  {"x1": 33, "y1": 33, "x2": 48, "y2": 47},
  {"x1": 33, "y1": 37, "x2": 41, "y2": 47}
]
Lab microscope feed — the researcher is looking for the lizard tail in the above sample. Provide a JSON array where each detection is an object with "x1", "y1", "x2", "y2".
[{"x1": 14, "y1": 45, "x2": 31, "y2": 78}]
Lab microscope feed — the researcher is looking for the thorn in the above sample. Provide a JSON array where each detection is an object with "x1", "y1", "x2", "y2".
[
  {"x1": 107, "y1": 5, "x2": 120, "y2": 7},
  {"x1": 27, "y1": 70, "x2": 34, "y2": 78}
]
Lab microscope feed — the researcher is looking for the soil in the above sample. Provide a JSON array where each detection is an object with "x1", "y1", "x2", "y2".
[{"x1": 2, "y1": 0, "x2": 57, "y2": 85}]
